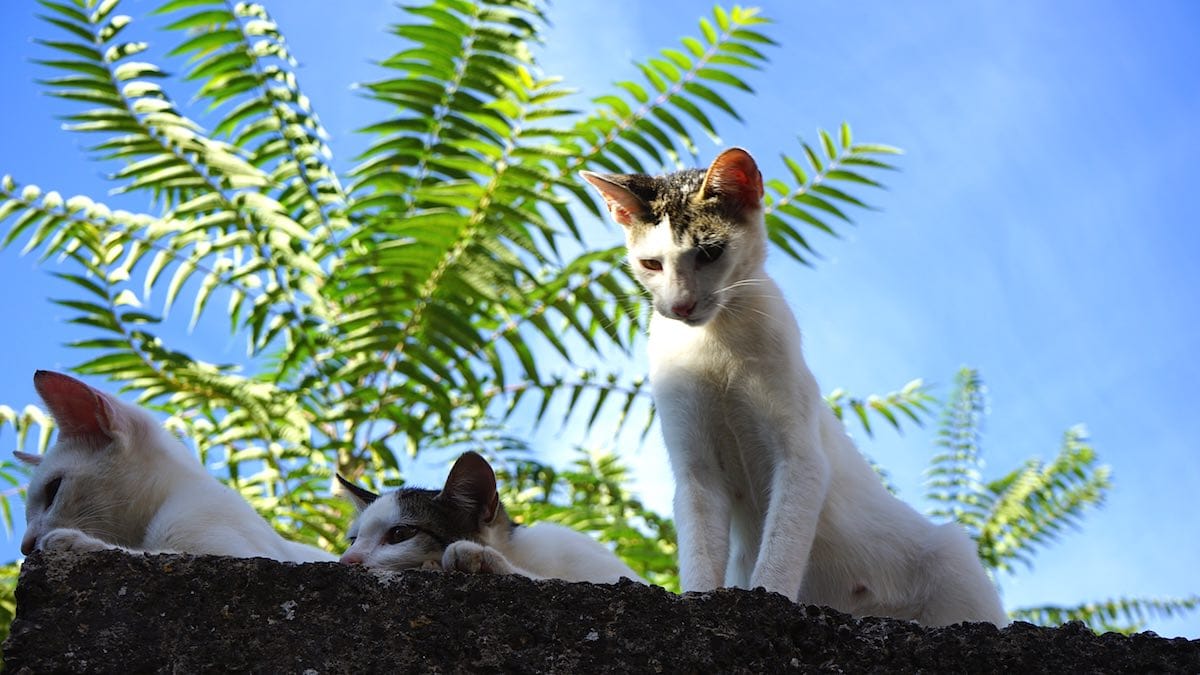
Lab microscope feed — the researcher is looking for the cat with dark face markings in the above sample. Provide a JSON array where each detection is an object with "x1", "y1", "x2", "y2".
[
  {"x1": 581, "y1": 149, "x2": 1007, "y2": 626},
  {"x1": 16, "y1": 370, "x2": 334, "y2": 562},
  {"x1": 338, "y1": 451, "x2": 644, "y2": 584}
]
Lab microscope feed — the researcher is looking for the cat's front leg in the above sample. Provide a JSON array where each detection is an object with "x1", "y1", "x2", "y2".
[
  {"x1": 38, "y1": 527, "x2": 117, "y2": 554},
  {"x1": 673, "y1": 476, "x2": 733, "y2": 593},
  {"x1": 748, "y1": 421, "x2": 831, "y2": 600},
  {"x1": 443, "y1": 540, "x2": 535, "y2": 578},
  {"x1": 657, "y1": 382, "x2": 735, "y2": 593}
]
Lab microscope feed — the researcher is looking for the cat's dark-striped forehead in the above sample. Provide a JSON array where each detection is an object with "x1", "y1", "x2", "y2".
[
  {"x1": 392, "y1": 487, "x2": 478, "y2": 540},
  {"x1": 604, "y1": 168, "x2": 746, "y2": 246}
]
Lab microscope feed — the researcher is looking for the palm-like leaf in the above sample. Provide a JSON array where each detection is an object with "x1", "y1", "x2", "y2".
[
  {"x1": 922, "y1": 370, "x2": 1197, "y2": 633},
  {"x1": 1011, "y1": 595, "x2": 1200, "y2": 635},
  {"x1": 977, "y1": 425, "x2": 1111, "y2": 573},
  {"x1": 827, "y1": 378, "x2": 933, "y2": 438},
  {"x1": 925, "y1": 368, "x2": 990, "y2": 534},
  {"x1": 0, "y1": 0, "x2": 908, "y2": 636}
]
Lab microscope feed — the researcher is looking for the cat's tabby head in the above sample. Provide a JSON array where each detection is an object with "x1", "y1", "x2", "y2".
[
  {"x1": 337, "y1": 451, "x2": 509, "y2": 571},
  {"x1": 581, "y1": 147, "x2": 766, "y2": 326},
  {"x1": 15, "y1": 370, "x2": 180, "y2": 554}
]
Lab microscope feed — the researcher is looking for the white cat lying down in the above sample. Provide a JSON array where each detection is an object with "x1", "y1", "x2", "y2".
[
  {"x1": 16, "y1": 370, "x2": 333, "y2": 562},
  {"x1": 338, "y1": 451, "x2": 644, "y2": 584}
]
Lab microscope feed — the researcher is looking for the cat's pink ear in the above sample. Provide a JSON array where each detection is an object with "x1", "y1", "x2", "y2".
[
  {"x1": 336, "y1": 474, "x2": 379, "y2": 512},
  {"x1": 700, "y1": 147, "x2": 763, "y2": 210},
  {"x1": 438, "y1": 451, "x2": 500, "y2": 524},
  {"x1": 13, "y1": 451, "x2": 42, "y2": 466},
  {"x1": 33, "y1": 370, "x2": 116, "y2": 442},
  {"x1": 579, "y1": 171, "x2": 651, "y2": 227}
]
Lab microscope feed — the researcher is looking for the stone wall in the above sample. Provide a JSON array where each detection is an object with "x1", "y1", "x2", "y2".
[{"x1": 4, "y1": 551, "x2": 1198, "y2": 673}]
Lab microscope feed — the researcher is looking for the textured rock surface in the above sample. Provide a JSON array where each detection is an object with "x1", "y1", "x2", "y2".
[{"x1": 4, "y1": 551, "x2": 1198, "y2": 673}]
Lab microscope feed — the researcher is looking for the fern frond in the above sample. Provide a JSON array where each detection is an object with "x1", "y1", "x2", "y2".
[
  {"x1": 0, "y1": 404, "x2": 53, "y2": 536},
  {"x1": 763, "y1": 125, "x2": 901, "y2": 266},
  {"x1": 977, "y1": 426, "x2": 1111, "y2": 573},
  {"x1": 924, "y1": 368, "x2": 991, "y2": 534},
  {"x1": 555, "y1": 5, "x2": 774, "y2": 238},
  {"x1": 156, "y1": 0, "x2": 350, "y2": 244},
  {"x1": 1011, "y1": 595, "x2": 1200, "y2": 635},
  {"x1": 826, "y1": 377, "x2": 934, "y2": 438}
]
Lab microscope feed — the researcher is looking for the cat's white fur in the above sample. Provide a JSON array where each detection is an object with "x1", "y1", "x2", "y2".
[
  {"x1": 16, "y1": 370, "x2": 333, "y2": 562},
  {"x1": 339, "y1": 452, "x2": 644, "y2": 584},
  {"x1": 582, "y1": 149, "x2": 1007, "y2": 625}
]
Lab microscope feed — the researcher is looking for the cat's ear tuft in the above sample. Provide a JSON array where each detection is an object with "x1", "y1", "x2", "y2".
[
  {"x1": 438, "y1": 451, "x2": 500, "y2": 524},
  {"x1": 579, "y1": 171, "x2": 650, "y2": 228},
  {"x1": 700, "y1": 147, "x2": 764, "y2": 211},
  {"x1": 13, "y1": 451, "x2": 42, "y2": 466},
  {"x1": 335, "y1": 474, "x2": 379, "y2": 512},
  {"x1": 33, "y1": 370, "x2": 117, "y2": 443}
]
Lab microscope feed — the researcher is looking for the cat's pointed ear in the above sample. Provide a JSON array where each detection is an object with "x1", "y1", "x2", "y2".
[
  {"x1": 579, "y1": 171, "x2": 651, "y2": 227},
  {"x1": 699, "y1": 147, "x2": 764, "y2": 210},
  {"x1": 33, "y1": 370, "x2": 117, "y2": 442},
  {"x1": 335, "y1": 474, "x2": 379, "y2": 512},
  {"x1": 13, "y1": 451, "x2": 42, "y2": 466},
  {"x1": 437, "y1": 451, "x2": 500, "y2": 524}
]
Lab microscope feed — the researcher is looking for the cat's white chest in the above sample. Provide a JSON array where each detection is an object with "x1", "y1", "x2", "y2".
[
  {"x1": 646, "y1": 284, "x2": 803, "y2": 391},
  {"x1": 646, "y1": 313, "x2": 719, "y2": 372}
]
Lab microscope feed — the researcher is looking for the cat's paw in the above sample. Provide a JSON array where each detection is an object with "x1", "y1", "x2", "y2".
[
  {"x1": 38, "y1": 528, "x2": 112, "y2": 553},
  {"x1": 442, "y1": 540, "x2": 515, "y2": 575}
]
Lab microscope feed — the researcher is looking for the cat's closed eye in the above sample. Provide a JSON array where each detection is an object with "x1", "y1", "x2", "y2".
[
  {"x1": 639, "y1": 259, "x2": 663, "y2": 272},
  {"x1": 43, "y1": 476, "x2": 63, "y2": 507},
  {"x1": 386, "y1": 525, "x2": 418, "y2": 545},
  {"x1": 697, "y1": 244, "x2": 725, "y2": 266}
]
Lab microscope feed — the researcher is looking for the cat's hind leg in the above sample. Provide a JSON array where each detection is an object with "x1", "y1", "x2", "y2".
[{"x1": 914, "y1": 523, "x2": 1008, "y2": 626}]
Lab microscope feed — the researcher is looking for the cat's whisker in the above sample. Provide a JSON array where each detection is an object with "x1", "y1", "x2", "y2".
[{"x1": 713, "y1": 277, "x2": 769, "y2": 296}]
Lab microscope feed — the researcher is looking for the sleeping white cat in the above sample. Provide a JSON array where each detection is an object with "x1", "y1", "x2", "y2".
[
  {"x1": 338, "y1": 451, "x2": 643, "y2": 585},
  {"x1": 16, "y1": 370, "x2": 333, "y2": 562},
  {"x1": 581, "y1": 149, "x2": 1007, "y2": 626}
]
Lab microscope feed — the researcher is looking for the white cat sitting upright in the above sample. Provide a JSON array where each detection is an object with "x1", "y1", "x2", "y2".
[
  {"x1": 15, "y1": 370, "x2": 333, "y2": 562},
  {"x1": 338, "y1": 451, "x2": 643, "y2": 585},
  {"x1": 581, "y1": 149, "x2": 1007, "y2": 626}
]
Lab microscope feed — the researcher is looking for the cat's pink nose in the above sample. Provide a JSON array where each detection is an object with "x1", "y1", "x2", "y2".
[
  {"x1": 671, "y1": 302, "x2": 696, "y2": 318},
  {"x1": 339, "y1": 551, "x2": 364, "y2": 565}
]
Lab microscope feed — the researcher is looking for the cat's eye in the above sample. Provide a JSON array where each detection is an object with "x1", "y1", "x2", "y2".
[
  {"x1": 43, "y1": 476, "x2": 63, "y2": 507},
  {"x1": 385, "y1": 525, "x2": 418, "y2": 545},
  {"x1": 640, "y1": 259, "x2": 663, "y2": 272},
  {"x1": 697, "y1": 244, "x2": 725, "y2": 266}
]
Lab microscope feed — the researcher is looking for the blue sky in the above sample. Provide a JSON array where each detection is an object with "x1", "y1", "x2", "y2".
[{"x1": 1, "y1": 1, "x2": 1198, "y2": 637}]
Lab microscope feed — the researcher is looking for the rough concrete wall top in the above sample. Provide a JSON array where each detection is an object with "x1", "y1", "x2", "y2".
[{"x1": 3, "y1": 551, "x2": 1198, "y2": 673}]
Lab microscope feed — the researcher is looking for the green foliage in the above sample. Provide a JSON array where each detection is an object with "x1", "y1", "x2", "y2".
[
  {"x1": 827, "y1": 378, "x2": 933, "y2": 438},
  {"x1": 1010, "y1": 595, "x2": 1200, "y2": 635},
  {"x1": 0, "y1": 560, "x2": 17, "y2": 649},
  {"x1": 927, "y1": 368, "x2": 1193, "y2": 634},
  {"x1": 0, "y1": 0, "x2": 895, "y2": 553},
  {"x1": 2, "y1": 0, "x2": 1190, "y2": 643},
  {"x1": 0, "y1": 0, "x2": 898, "y2": 636}
]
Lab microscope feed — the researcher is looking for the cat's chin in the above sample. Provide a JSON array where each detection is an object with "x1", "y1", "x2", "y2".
[{"x1": 658, "y1": 309, "x2": 717, "y2": 327}]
